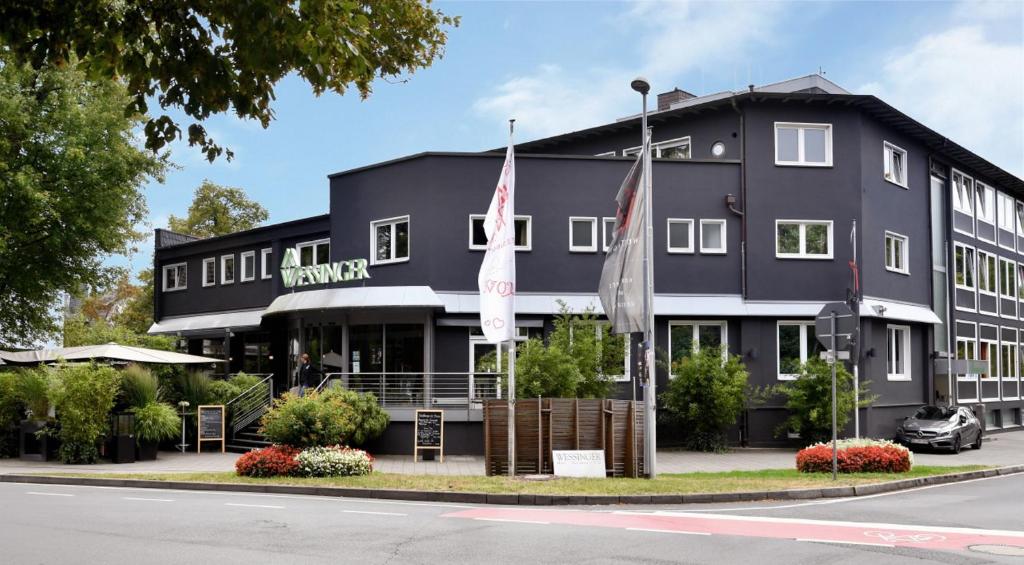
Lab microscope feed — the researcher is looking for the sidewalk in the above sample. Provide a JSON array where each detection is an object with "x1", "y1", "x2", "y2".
[{"x1": 2, "y1": 430, "x2": 1021, "y2": 476}]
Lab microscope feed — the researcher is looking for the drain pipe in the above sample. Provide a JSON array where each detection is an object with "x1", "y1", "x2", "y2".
[{"x1": 729, "y1": 91, "x2": 749, "y2": 299}]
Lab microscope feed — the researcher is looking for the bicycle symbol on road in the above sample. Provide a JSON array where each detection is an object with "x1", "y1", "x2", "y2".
[{"x1": 865, "y1": 530, "x2": 947, "y2": 544}]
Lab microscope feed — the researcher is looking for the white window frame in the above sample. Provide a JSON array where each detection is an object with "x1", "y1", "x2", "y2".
[
  {"x1": 886, "y1": 325, "x2": 911, "y2": 381},
  {"x1": 162, "y1": 262, "x2": 187, "y2": 292},
  {"x1": 978, "y1": 325, "x2": 1000, "y2": 402},
  {"x1": 220, "y1": 254, "x2": 235, "y2": 285},
  {"x1": 469, "y1": 214, "x2": 532, "y2": 251},
  {"x1": 1018, "y1": 262, "x2": 1024, "y2": 307},
  {"x1": 1000, "y1": 257, "x2": 1017, "y2": 301},
  {"x1": 699, "y1": 219, "x2": 727, "y2": 254},
  {"x1": 622, "y1": 146, "x2": 641, "y2": 157},
  {"x1": 774, "y1": 220, "x2": 833, "y2": 260},
  {"x1": 261, "y1": 248, "x2": 273, "y2": 280},
  {"x1": 955, "y1": 323, "x2": 979, "y2": 402},
  {"x1": 240, "y1": 250, "x2": 256, "y2": 282},
  {"x1": 668, "y1": 320, "x2": 728, "y2": 378},
  {"x1": 976, "y1": 181, "x2": 996, "y2": 240},
  {"x1": 202, "y1": 257, "x2": 216, "y2": 288},
  {"x1": 602, "y1": 217, "x2": 616, "y2": 252},
  {"x1": 998, "y1": 191, "x2": 1017, "y2": 252},
  {"x1": 884, "y1": 231, "x2": 909, "y2": 275},
  {"x1": 1001, "y1": 328, "x2": 1019, "y2": 400},
  {"x1": 296, "y1": 238, "x2": 331, "y2": 267},
  {"x1": 773, "y1": 122, "x2": 833, "y2": 167},
  {"x1": 568, "y1": 216, "x2": 598, "y2": 253},
  {"x1": 977, "y1": 249, "x2": 998, "y2": 297},
  {"x1": 666, "y1": 218, "x2": 694, "y2": 254},
  {"x1": 954, "y1": 242, "x2": 976, "y2": 291},
  {"x1": 776, "y1": 321, "x2": 815, "y2": 381},
  {"x1": 370, "y1": 215, "x2": 410, "y2": 266},
  {"x1": 652, "y1": 136, "x2": 691, "y2": 159},
  {"x1": 595, "y1": 151, "x2": 617, "y2": 157},
  {"x1": 594, "y1": 324, "x2": 631, "y2": 383},
  {"x1": 1017, "y1": 201, "x2": 1024, "y2": 256},
  {"x1": 951, "y1": 169, "x2": 975, "y2": 236},
  {"x1": 883, "y1": 141, "x2": 908, "y2": 188}
]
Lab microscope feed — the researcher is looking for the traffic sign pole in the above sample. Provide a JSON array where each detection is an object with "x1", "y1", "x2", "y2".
[{"x1": 831, "y1": 312, "x2": 838, "y2": 481}]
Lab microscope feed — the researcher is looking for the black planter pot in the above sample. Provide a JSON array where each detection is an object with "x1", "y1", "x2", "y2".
[
  {"x1": 136, "y1": 441, "x2": 159, "y2": 461},
  {"x1": 19, "y1": 420, "x2": 57, "y2": 461}
]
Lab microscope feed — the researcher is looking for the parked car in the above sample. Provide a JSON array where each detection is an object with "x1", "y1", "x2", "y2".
[{"x1": 896, "y1": 405, "x2": 982, "y2": 453}]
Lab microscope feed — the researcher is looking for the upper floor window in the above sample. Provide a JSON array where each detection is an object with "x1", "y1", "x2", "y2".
[
  {"x1": 569, "y1": 217, "x2": 597, "y2": 253},
  {"x1": 976, "y1": 181, "x2": 995, "y2": 226},
  {"x1": 1000, "y1": 258, "x2": 1016, "y2": 299},
  {"x1": 886, "y1": 325, "x2": 911, "y2": 381},
  {"x1": 240, "y1": 251, "x2": 256, "y2": 282},
  {"x1": 977, "y1": 249, "x2": 997, "y2": 295},
  {"x1": 297, "y1": 238, "x2": 330, "y2": 267},
  {"x1": 602, "y1": 217, "x2": 616, "y2": 252},
  {"x1": 776, "y1": 220, "x2": 832, "y2": 259},
  {"x1": 954, "y1": 243, "x2": 975, "y2": 290},
  {"x1": 469, "y1": 214, "x2": 531, "y2": 251},
  {"x1": 202, "y1": 257, "x2": 215, "y2": 287},
  {"x1": 162, "y1": 262, "x2": 187, "y2": 292},
  {"x1": 261, "y1": 248, "x2": 273, "y2": 280},
  {"x1": 220, "y1": 254, "x2": 235, "y2": 284},
  {"x1": 998, "y1": 191, "x2": 1015, "y2": 232},
  {"x1": 653, "y1": 137, "x2": 691, "y2": 159},
  {"x1": 952, "y1": 170, "x2": 974, "y2": 216},
  {"x1": 774, "y1": 122, "x2": 832, "y2": 167},
  {"x1": 699, "y1": 219, "x2": 727, "y2": 254},
  {"x1": 371, "y1": 216, "x2": 410, "y2": 265},
  {"x1": 883, "y1": 141, "x2": 908, "y2": 188},
  {"x1": 884, "y1": 231, "x2": 909, "y2": 275},
  {"x1": 777, "y1": 321, "x2": 822, "y2": 380},
  {"x1": 623, "y1": 146, "x2": 641, "y2": 157},
  {"x1": 667, "y1": 218, "x2": 694, "y2": 254}
]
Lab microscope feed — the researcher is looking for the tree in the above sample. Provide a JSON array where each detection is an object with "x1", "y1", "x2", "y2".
[
  {"x1": 0, "y1": 53, "x2": 167, "y2": 348},
  {"x1": 0, "y1": 1, "x2": 459, "y2": 161},
  {"x1": 168, "y1": 181, "x2": 269, "y2": 238},
  {"x1": 62, "y1": 314, "x2": 174, "y2": 351},
  {"x1": 114, "y1": 269, "x2": 155, "y2": 335}
]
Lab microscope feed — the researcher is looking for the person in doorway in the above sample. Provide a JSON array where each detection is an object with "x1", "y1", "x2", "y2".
[{"x1": 297, "y1": 353, "x2": 319, "y2": 397}]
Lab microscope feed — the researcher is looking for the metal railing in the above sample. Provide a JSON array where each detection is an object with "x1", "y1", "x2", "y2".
[
  {"x1": 315, "y1": 372, "x2": 504, "y2": 417},
  {"x1": 224, "y1": 374, "x2": 275, "y2": 435}
]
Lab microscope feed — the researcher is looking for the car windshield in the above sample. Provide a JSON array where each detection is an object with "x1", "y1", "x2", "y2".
[{"x1": 914, "y1": 406, "x2": 956, "y2": 420}]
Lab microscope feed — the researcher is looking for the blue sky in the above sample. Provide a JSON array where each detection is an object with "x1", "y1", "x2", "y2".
[{"x1": 121, "y1": 0, "x2": 1024, "y2": 277}]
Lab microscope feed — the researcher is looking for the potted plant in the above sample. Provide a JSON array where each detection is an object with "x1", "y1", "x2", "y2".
[{"x1": 132, "y1": 402, "x2": 181, "y2": 460}]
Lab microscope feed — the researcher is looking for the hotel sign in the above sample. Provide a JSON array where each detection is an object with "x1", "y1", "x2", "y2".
[{"x1": 280, "y1": 248, "x2": 370, "y2": 288}]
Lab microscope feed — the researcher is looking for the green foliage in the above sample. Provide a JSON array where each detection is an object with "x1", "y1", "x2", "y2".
[
  {"x1": 47, "y1": 364, "x2": 121, "y2": 464},
  {"x1": 114, "y1": 269, "x2": 155, "y2": 335},
  {"x1": 15, "y1": 367, "x2": 51, "y2": 420},
  {"x1": 0, "y1": 372, "x2": 25, "y2": 456},
  {"x1": 773, "y1": 358, "x2": 876, "y2": 444},
  {"x1": 515, "y1": 339, "x2": 581, "y2": 399},
  {"x1": 662, "y1": 347, "x2": 749, "y2": 452},
  {"x1": 174, "y1": 371, "x2": 213, "y2": 409},
  {"x1": 0, "y1": 1, "x2": 459, "y2": 161},
  {"x1": 131, "y1": 402, "x2": 181, "y2": 445},
  {"x1": 168, "y1": 181, "x2": 269, "y2": 238},
  {"x1": 208, "y1": 373, "x2": 265, "y2": 406},
  {"x1": 0, "y1": 53, "x2": 167, "y2": 348},
  {"x1": 62, "y1": 314, "x2": 175, "y2": 350},
  {"x1": 260, "y1": 389, "x2": 389, "y2": 449},
  {"x1": 120, "y1": 365, "x2": 160, "y2": 409}
]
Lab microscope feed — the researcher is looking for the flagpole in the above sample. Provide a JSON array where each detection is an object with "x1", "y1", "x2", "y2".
[
  {"x1": 851, "y1": 220, "x2": 860, "y2": 439},
  {"x1": 507, "y1": 119, "x2": 517, "y2": 478}
]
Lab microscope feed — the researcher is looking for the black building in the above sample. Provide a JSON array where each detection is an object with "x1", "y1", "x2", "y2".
[{"x1": 150, "y1": 75, "x2": 1024, "y2": 453}]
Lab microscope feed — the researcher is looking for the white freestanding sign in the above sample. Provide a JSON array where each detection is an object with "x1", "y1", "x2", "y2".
[{"x1": 552, "y1": 450, "x2": 606, "y2": 478}]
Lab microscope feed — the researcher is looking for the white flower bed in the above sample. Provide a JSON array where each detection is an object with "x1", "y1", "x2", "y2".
[{"x1": 295, "y1": 446, "x2": 374, "y2": 477}]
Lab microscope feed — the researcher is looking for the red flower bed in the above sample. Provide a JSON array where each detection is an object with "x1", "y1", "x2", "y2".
[
  {"x1": 235, "y1": 445, "x2": 301, "y2": 477},
  {"x1": 797, "y1": 443, "x2": 912, "y2": 473}
]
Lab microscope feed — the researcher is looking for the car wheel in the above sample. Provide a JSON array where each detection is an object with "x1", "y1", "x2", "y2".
[
  {"x1": 952, "y1": 435, "x2": 961, "y2": 454},
  {"x1": 973, "y1": 432, "x2": 983, "y2": 450}
]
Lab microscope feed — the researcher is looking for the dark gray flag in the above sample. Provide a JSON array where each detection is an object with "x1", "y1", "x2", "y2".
[{"x1": 598, "y1": 151, "x2": 646, "y2": 334}]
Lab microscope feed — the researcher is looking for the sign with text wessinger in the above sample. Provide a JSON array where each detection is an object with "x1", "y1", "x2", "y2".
[{"x1": 552, "y1": 450, "x2": 606, "y2": 478}]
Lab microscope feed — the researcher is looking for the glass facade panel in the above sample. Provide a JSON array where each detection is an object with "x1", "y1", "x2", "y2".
[
  {"x1": 803, "y1": 128, "x2": 827, "y2": 163},
  {"x1": 776, "y1": 127, "x2": 799, "y2": 162}
]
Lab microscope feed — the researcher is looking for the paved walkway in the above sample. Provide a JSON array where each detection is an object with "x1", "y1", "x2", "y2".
[{"x1": 2, "y1": 430, "x2": 1021, "y2": 477}]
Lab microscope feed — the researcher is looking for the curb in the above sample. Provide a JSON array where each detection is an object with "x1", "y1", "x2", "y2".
[{"x1": 3, "y1": 465, "x2": 1022, "y2": 506}]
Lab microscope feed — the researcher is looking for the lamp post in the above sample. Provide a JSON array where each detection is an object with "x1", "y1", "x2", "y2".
[{"x1": 631, "y1": 76, "x2": 657, "y2": 478}]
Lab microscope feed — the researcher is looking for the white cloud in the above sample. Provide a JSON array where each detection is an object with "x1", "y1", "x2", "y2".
[
  {"x1": 860, "y1": 25, "x2": 1024, "y2": 177},
  {"x1": 473, "y1": 1, "x2": 785, "y2": 139}
]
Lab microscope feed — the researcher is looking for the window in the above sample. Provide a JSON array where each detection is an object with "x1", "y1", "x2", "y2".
[
  {"x1": 469, "y1": 214, "x2": 532, "y2": 251},
  {"x1": 883, "y1": 141, "x2": 908, "y2": 187},
  {"x1": 777, "y1": 321, "x2": 823, "y2": 380},
  {"x1": 774, "y1": 122, "x2": 832, "y2": 166},
  {"x1": 371, "y1": 216, "x2": 410, "y2": 265},
  {"x1": 977, "y1": 250, "x2": 997, "y2": 295},
  {"x1": 569, "y1": 217, "x2": 597, "y2": 252},
  {"x1": 956, "y1": 334, "x2": 977, "y2": 381},
  {"x1": 884, "y1": 232, "x2": 909, "y2": 274},
  {"x1": 1001, "y1": 333, "x2": 1018, "y2": 385},
  {"x1": 886, "y1": 325, "x2": 911, "y2": 381},
  {"x1": 669, "y1": 321, "x2": 727, "y2": 376},
  {"x1": 653, "y1": 137, "x2": 691, "y2": 159},
  {"x1": 952, "y1": 170, "x2": 974, "y2": 217},
  {"x1": 699, "y1": 219, "x2": 726, "y2": 254},
  {"x1": 954, "y1": 243, "x2": 975, "y2": 289},
  {"x1": 999, "y1": 192, "x2": 1015, "y2": 232},
  {"x1": 261, "y1": 248, "x2": 272, "y2": 280},
  {"x1": 623, "y1": 146, "x2": 641, "y2": 157},
  {"x1": 976, "y1": 181, "x2": 995, "y2": 227},
  {"x1": 602, "y1": 217, "x2": 616, "y2": 252},
  {"x1": 979, "y1": 338, "x2": 997, "y2": 380},
  {"x1": 162, "y1": 262, "x2": 187, "y2": 292},
  {"x1": 240, "y1": 250, "x2": 256, "y2": 282},
  {"x1": 595, "y1": 151, "x2": 617, "y2": 157},
  {"x1": 666, "y1": 218, "x2": 694, "y2": 253},
  {"x1": 297, "y1": 239, "x2": 330, "y2": 267},
  {"x1": 220, "y1": 254, "x2": 235, "y2": 284},
  {"x1": 1001, "y1": 258, "x2": 1017, "y2": 299},
  {"x1": 595, "y1": 324, "x2": 630, "y2": 382},
  {"x1": 202, "y1": 257, "x2": 216, "y2": 287},
  {"x1": 775, "y1": 220, "x2": 832, "y2": 259}
]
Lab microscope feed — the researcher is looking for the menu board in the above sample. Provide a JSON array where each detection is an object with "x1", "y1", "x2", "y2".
[
  {"x1": 414, "y1": 409, "x2": 443, "y2": 462},
  {"x1": 197, "y1": 405, "x2": 225, "y2": 453}
]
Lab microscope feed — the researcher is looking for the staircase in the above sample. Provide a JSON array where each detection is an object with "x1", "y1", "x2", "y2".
[
  {"x1": 227, "y1": 421, "x2": 271, "y2": 453},
  {"x1": 224, "y1": 374, "x2": 275, "y2": 453}
]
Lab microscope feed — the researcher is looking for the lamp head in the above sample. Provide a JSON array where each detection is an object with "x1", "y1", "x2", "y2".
[{"x1": 630, "y1": 76, "x2": 651, "y2": 95}]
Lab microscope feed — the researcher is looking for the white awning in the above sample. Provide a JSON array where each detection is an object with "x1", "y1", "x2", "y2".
[
  {"x1": 0, "y1": 343, "x2": 223, "y2": 365},
  {"x1": 148, "y1": 309, "x2": 265, "y2": 335},
  {"x1": 263, "y1": 286, "x2": 444, "y2": 316},
  {"x1": 861, "y1": 297, "x2": 943, "y2": 324}
]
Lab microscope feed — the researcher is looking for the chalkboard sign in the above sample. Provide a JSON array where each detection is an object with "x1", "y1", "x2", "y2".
[
  {"x1": 197, "y1": 405, "x2": 225, "y2": 453},
  {"x1": 414, "y1": 409, "x2": 444, "y2": 462}
]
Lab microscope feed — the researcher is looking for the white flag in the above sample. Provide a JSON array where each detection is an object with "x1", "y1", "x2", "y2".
[{"x1": 478, "y1": 142, "x2": 516, "y2": 343}]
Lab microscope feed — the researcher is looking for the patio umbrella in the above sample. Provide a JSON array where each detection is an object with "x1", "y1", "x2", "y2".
[{"x1": 0, "y1": 343, "x2": 223, "y2": 365}]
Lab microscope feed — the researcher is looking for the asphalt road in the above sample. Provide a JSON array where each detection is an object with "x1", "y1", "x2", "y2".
[{"x1": 2, "y1": 474, "x2": 1023, "y2": 564}]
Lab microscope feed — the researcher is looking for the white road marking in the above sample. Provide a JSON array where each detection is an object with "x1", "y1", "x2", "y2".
[
  {"x1": 225, "y1": 503, "x2": 284, "y2": 509},
  {"x1": 123, "y1": 497, "x2": 174, "y2": 502},
  {"x1": 474, "y1": 518, "x2": 550, "y2": 525},
  {"x1": 342, "y1": 510, "x2": 407, "y2": 516},
  {"x1": 627, "y1": 528, "x2": 711, "y2": 536},
  {"x1": 25, "y1": 491, "x2": 73, "y2": 497},
  {"x1": 796, "y1": 538, "x2": 894, "y2": 548}
]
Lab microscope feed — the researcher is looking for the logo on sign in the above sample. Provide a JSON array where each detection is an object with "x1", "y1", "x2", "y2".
[{"x1": 279, "y1": 247, "x2": 370, "y2": 288}]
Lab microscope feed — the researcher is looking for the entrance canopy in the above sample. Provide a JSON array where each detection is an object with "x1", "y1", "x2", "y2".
[
  {"x1": 0, "y1": 343, "x2": 223, "y2": 365},
  {"x1": 262, "y1": 286, "x2": 444, "y2": 316},
  {"x1": 148, "y1": 308, "x2": 264, "y2": 336}
]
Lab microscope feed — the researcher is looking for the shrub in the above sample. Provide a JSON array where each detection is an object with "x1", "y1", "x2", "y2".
[
  {"x1": 797, "y1": 439, "x2": 913, "y2": 473},
  {"x1": 132, "y1": 402, "x2": 181, "y2": 444},
  {"x1": 47, "y1": 364, "x2": 121, "y2": 464},
  {"x1": 320, "y1": 388, "x2": 389, "y2": 446},
  {"x1": 16, "y1": 367, "x2": 51, "y2": 420},
  {"x1": 234, "y1": 444, "x2": 300, "y2": 477},
  {"x1": 0, "y1": 372, "x2": 25, "y2": 456},
  {"x1": 515, "y1": 338, "x2": 581, "y2": 398},
  {"x1": 662, "y1": 346, "x2": 749, "y2": 452},
  {"x1": 208, "y1": 372, "x2": 265, "y2": 405},
  {"x1": 174, "y1": 370, "x2": 212, "y2": 408},
  {"x1": 773, "y1": 358, "x2": 875, "y2": 444},
  {"x1": 260, "y1": 389, "x2": 389, "y2": 448},
  {"x1": 295, "y1": 446, "x2": 374, "y2": 477},
  {"x1": 120, "y1": 365, "x2": 160, "y2": 408}
]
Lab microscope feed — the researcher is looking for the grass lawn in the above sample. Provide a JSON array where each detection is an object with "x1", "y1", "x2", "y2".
[{"x1": 41, "y1": 465, "x2": 990, "y2": 496}]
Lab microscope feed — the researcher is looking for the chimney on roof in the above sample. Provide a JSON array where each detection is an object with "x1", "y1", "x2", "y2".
[{"x1": 657, "y1": 88, "x2": 695, "y2": 111}]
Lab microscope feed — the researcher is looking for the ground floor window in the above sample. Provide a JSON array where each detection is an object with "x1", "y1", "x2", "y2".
[
  {"x1": 777, "y1": 321, "x2": 822, "y2": 380},
  {"x1": 886, "y1": 325, "x2": 910, "y2": 381},
  {"x1": 243, "y1": 333, "x2": 272, "y2": 374},
  {"x1": 668, "y1": 321, "x2": 727, "y2": 377}
]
